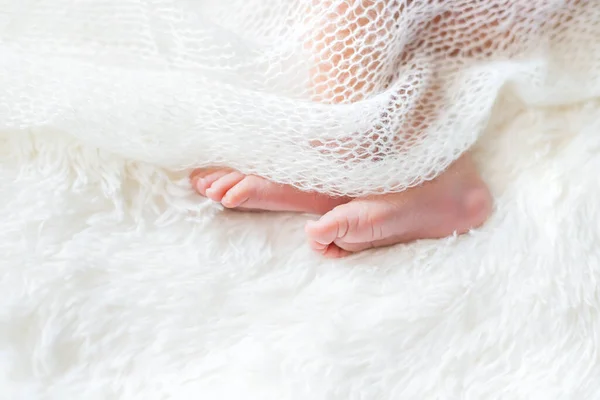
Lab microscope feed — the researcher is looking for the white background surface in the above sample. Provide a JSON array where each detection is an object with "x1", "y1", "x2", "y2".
[{"x1": 1, "y1": 101, "x2": 600, "y2": 399}]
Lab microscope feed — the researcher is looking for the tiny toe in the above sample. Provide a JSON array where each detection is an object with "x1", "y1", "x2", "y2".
[
  {"x1": 308, "y1": 234, "x2": 329, "y2": 252},
  {"x1": 196, "y1": 170, "x2": 231, "y2": 196},
  {"x1": 322, "y1": 244, "x2": 352, "y2": 258},
  {"x1": 190, "y1": 168, "x2": 213, "y2": 181},
  {"x1": 205, "y1": 171, "x2": 245, "y2": 202},
  {"x1": 221, "y1": 177, "x2": 254, "y2": 208},
  {"x1": 190, "y1": 168, "x2": 216, "y2": 194},
  {"x1": 308, "y1": 238, "x2": 351, "y2": 258},
  {"x1": 305, "y1": 207, "x2": 350, "y2": 246}
]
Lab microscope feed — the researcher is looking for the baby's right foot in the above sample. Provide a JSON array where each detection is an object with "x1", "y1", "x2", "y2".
[
  {"x1": 190, "y1": 168, "x2": 350, "y2": 214},
  {"x1": 305, "y1": 154, "x2": 493, "y2": 258}
]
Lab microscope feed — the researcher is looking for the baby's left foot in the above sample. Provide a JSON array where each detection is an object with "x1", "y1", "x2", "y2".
[
  {"x1": 190, "y1": 168, "x2": 350, "y2": 214},
  {"x1": 305, "y1": 153, "x2": 493, "y2": 258}
]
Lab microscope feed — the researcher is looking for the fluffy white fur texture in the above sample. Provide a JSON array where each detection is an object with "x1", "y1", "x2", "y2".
[{"x1": 1, "y1": 100, "x2": 600, "y2": 399}]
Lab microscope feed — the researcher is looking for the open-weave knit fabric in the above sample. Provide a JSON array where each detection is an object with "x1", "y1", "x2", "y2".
[{"x1": 1, "y1": 0, "x2": 599, "y2": 195}]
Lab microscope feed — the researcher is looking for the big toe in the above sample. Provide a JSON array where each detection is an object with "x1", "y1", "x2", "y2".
[
  {"x1": 305, "y1": 213, "x2": 343, "y2": 246},
  {"x1": 305, "y1": 206, "x2": 352, "y2": 257}
]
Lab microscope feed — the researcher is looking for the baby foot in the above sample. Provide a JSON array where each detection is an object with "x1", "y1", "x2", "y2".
[
  {"x1": 305, "y1": 154, "x2": 493, "y2": 258},
  {"x1": 190, "y1": 168, "x2": 350, "y2": 214}
]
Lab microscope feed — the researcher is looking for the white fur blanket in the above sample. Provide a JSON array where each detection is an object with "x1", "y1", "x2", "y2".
[{"x1": 1, "y1": 100, "x2": 600, "y2": 399}]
